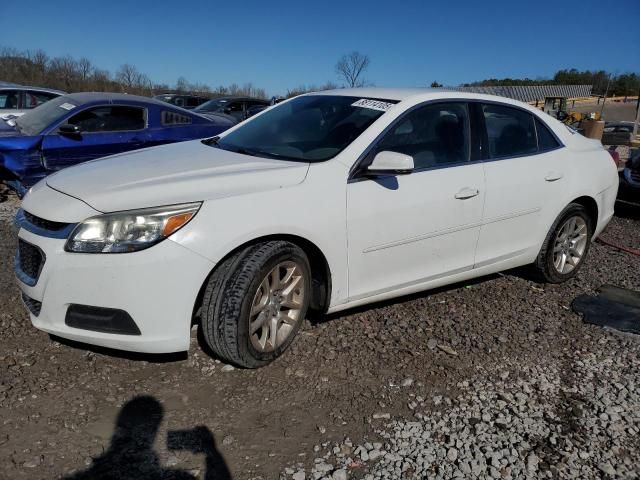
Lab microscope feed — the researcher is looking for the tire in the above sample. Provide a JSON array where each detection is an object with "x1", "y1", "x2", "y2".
[
  {"x1": 200, "y1": 241, "x2": 312, "y2": 368},
  {"x1": 532, "y1": 203, "x2": 593, "y2": 283}
]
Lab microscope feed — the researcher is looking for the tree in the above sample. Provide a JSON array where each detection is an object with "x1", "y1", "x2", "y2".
[
  {"x1": 430, "y1": 81, "x2": 443, "y2": 88},
  {"x1": 116, "y1": 64, "x2": 152, "y2": 95},
  {"x1": 335, "y1": 51, "x2": 370, "y2": 88}
]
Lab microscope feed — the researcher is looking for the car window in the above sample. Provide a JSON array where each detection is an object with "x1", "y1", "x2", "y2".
[
  {"x1": 26, "y1": 91, "x2": 58, "y2": 109},
  {"x1": 215, "y1": 95, "x2": 394, "y2": 162},
  {"x1": 227, "y1": 102, "x2": 243, "y2": 112},
  {"x1": 0, "y1": 90, "x2": 19, "y2": 109},
  {"x1": 67, "y1": 106, "x2": 145, "y2": 132},
  {"x1": 535, "y1": 118, "x2": 560, "y2": 152},
  {"x1": 185, "y1": 97, "x2": 202, "y2": 108},
  {"x1": 376, "y1": 102, "x2": 470, "y2": 169},
  {"x1": 482, "y1": 104, "x2": 537, "y2": 158},
  {"x1": 161, "y1": 110, "x2": 192, "y2": 126},
  {"x1": 193, "y1": 99, "x2": 228, "y2": 113}
]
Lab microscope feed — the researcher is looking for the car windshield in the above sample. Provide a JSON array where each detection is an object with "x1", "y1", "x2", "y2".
[
  {"x1": 15, "y1": 96, "x2": 77, "y2": 136},
  {"x1": 193, "y1": 99, "x2": 230, "y2": 113},
  {"x1": 213, "y1": 95, "x2": 396, "y2": 162}
]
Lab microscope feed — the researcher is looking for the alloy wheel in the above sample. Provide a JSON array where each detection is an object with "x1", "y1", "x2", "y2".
[
  {"x1": 552, "y1": 215, "x2": 588, "y2": 274},
  {"x1": 249, "y1": 261, "x2": 305, "y2": 352}
]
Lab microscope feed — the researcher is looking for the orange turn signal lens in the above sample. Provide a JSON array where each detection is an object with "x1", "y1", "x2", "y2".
[{"x1": 163, "y1": 212, "x2": 195, "y2": 237}]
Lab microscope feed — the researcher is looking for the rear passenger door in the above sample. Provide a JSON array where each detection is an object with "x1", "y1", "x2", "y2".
[{"x1": 474, "y1": 103, "x2": 565, "y2": 268}]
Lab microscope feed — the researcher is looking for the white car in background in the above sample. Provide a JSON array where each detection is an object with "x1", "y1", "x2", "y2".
[
  {"x1": 0, "y1": 85, "x2": 65, "y2": 119},
  {"x1": 15, "y1": 88, "x2": 618, "y2": 368}
]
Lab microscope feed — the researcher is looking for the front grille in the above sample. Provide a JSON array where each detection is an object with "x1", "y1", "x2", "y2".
[
  {"x1": 18, "y1": 239, "x2": 45, "y2": 282},
  {"x1": 21, "y1": 293, "x2": 42, "y2": 316},
  {"x1": 23, "y1": 211, "x2": 70, "y2": 232}
]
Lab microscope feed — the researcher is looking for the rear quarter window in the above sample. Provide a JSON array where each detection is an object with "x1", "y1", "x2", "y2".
[
  {"x1": 535, "y1": 118, "x2": 561, "y2": 152},
  {"x1": 161, "y1": 111, "x2": 193, "y2": 126}
]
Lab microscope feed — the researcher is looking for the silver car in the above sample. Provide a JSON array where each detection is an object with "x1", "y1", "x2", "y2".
[{"x1": 0, "y1": 85, "x2": 66, "y2": 120}]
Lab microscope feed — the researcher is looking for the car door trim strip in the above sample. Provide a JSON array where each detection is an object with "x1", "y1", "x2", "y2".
[{"x1": 363, "y1": 207, "x2": 541, "y2": 253}]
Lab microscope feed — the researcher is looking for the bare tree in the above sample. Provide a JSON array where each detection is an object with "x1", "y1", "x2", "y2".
[
  {"x1": 175, "y1": 76, "x2": 189, "y2": 93},
  {"x1": 115, "y1": 64, "x2": 152, "y2": 94},
  {"x1": 335, "y1": 51, "x2": 370, "y2": 88},
  {"x1": 77, "y1": 57, "x2": 93, "y2": 82},
  {"x1": 49, "y1": 55, "x2": 79, "y2": 91}
]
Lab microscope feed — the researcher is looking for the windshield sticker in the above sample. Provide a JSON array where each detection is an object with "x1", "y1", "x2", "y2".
[
  {"x1": 351, "y1": 98, "x2": 394, "y2": 112},
  {"x1": 58, "y1": 102, "x2": 76, "y2": 111}
]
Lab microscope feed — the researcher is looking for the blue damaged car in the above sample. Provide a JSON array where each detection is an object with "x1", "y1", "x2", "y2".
[{"x1": 0, "y1": 92, "x2": 237, "y2": 196}]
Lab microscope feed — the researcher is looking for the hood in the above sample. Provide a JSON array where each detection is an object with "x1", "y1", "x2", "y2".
[{"x1": 46, "y1": 140, "x2": 310, "y2": 212}]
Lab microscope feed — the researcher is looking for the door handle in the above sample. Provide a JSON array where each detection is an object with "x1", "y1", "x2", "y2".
[
  {"x1": 545, "y1": 172, "x2": 564, "y2": 182},
  {"x1": 454, "y1": 187, "x2": 480, "y2": 200}
]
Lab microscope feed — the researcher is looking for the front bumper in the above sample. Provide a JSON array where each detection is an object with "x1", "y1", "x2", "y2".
[{"x1": 15, "y1": 227, "x2": 215, "y2": 353}]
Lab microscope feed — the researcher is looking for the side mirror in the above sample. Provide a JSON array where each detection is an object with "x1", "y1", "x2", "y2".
[
  {"x1": 58, "y1": 124, "x2": 81, "y2": 136},
  {"x1": 366, "y1": 151, "x2": 414, "y2": 175},
  {"x1": 223, "y1": 107, "x2": 232, "y2": 114}
]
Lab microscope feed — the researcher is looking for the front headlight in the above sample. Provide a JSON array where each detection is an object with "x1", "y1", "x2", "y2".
[{"x1": 65, "y1": 202, "x2": 201, "y2": 253}]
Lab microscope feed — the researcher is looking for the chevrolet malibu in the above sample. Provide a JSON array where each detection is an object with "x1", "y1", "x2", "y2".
[{"x1": 15, "y1": 88, "x2": 618, "y2": 368}]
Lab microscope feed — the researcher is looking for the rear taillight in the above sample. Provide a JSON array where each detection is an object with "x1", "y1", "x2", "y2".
[{"x1": 607, "y1": 149, "x2": 620, "y2": 168}]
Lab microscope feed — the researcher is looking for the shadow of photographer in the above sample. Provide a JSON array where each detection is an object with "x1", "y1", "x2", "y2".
[{"x1": 64, "y1": 395, "x2": 231, "y2": 480}]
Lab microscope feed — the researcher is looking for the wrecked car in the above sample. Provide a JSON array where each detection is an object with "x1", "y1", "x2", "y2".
[{"x1": 0, "y1": 92, "x2": 235, "y2": 196}]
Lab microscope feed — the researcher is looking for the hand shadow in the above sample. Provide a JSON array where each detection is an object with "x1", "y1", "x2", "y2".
[{"x1": 64, "y1": 395, "x2": 231, "y2": 480}]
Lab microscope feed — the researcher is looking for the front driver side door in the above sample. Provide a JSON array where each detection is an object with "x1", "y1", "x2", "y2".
[
  {"x1": 41, "y1": 105, "x2": 148, "y2": 171},
  {"x1": 346, "y1": 102, "x2": 485, "y2": 300}
]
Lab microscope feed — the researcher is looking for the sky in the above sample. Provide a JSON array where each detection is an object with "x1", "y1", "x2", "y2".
[{"x1": 2, "y1": 0, "x2": 639, "y2": 96}]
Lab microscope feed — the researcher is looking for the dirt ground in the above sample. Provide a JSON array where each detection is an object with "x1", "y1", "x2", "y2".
[
  {"x1": 1, "y1": 191, "x2": 639, "y2": 480},
  {"x1": 570, "y1": 100, "x2": 638, "y2": 123}
]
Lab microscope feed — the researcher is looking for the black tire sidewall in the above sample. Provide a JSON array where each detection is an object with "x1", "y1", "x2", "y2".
[{"x1": 237, "y1": 244, "x2": 311, "y2": 365}]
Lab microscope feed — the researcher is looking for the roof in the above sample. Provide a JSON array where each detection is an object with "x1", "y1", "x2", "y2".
[
  {"x1": 63, "y1": 92, "x2": 180, "y2": 108},
  {"x1": 0, "y1": 84, "x2": 66, "y2": 94},
  {"x1": 316, "y1": 87, "x2": 439, "y2": 101},
  {"x1": 204, "y1": 96, "x2": 268, "y2": 102},
  {"x1": 153, "y1": 93, "x2": 210, "y2": 99},
  {"x1": 310, "y1": 87, "x2": 547, "y2": 110}
]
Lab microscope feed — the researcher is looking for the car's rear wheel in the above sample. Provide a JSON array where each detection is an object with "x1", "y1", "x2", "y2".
[
  {"x1": 200, "y1": 241, "x2": 311, "y2": 368},
  {"x1": 533, "y1": 203, "x2": 593, "y2": 283}
]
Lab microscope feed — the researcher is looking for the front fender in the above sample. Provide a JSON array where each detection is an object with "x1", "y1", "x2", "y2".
[{"x1": 170, "y1": 182, "x2": 348, "y2": 306}]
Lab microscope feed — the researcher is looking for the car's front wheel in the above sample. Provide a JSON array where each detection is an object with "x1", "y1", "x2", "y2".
[
  {"x1": 533, "y1": 203, "x2": 593, "y2": 283},
  {"x1": 201, "y1": 241, "x2": 311, "y2": 368}
]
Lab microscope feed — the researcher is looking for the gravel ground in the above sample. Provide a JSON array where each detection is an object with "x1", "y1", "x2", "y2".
[{"x1": 1, "y1": 189, "x2": 639, "y2": 480}]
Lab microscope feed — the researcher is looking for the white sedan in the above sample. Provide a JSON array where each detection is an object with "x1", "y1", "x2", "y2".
[{"x1": 15, "y1": 88, "x2": 618, "y2": 368}]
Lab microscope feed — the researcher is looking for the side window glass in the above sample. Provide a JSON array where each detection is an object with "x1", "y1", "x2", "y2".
[
  {"x1": 482, "y1": 104, "x2": 537, "y2": 158},
  {"x1": 0, "y1": 90, "x2": 19, "y2": 109},
  {"x1": 28, "y1": 91, "x2": 57, "y2": 108},
  {"x1": 228, "y1": 102, "x2": 243, "y2": 112},
  {"x1": 68, "y1": 106, "x2": 145, "y2": 132},
  {"x1": 377, "y1": 102, "x2": 470, "y2": 169},
  {"x1": 535, "y1": 118, "x2": 560, "y2": 152},
  {"x1": 186, "y1": 97, "x2": 200, "y2": 108},
  {"x1": 161, "y1": 110, "x2": 192, "y2": 126}
]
